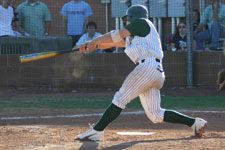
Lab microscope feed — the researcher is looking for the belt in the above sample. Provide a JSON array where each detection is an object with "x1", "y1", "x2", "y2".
[{"x1": 136, "y1": 58, "x2": 160, "y2": 65}]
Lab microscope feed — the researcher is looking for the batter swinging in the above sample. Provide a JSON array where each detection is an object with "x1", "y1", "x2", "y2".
[{"x1": 75, "y1": 5, "x2": 207, "y2": 142}]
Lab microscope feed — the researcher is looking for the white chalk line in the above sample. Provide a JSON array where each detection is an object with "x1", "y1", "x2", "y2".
[{"x1": 0, "y1": 110, "x2": 225, "y2": 120}]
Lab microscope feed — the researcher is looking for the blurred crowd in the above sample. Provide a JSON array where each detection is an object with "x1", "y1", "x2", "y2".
[
  {"x1": 168, "y1": 0, "x2": 225, "y2": 51},
  {"x1": 1, "y1": 0, "x2": 225, "y2": 51}
]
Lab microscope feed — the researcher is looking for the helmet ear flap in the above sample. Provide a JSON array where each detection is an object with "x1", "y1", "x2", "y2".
[
  {"x1": 122, "y1": 15, "x2": 127, "y2": 22},
  {"x1": 122, "y1": 15, "x2": 127, "y2": 25}
]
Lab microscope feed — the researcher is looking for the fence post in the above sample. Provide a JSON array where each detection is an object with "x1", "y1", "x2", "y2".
[{"x1": 186, "y1": 0, "x2": 194, "y2": 88}]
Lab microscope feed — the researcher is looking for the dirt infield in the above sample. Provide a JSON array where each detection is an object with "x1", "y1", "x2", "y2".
[{"x1": 0, "y1": 87, "x2": 225, "y2": 150}]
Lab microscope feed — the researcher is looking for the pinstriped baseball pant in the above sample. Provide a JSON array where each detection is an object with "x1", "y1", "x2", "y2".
[{"x1": 112, "y1": 57, "x2": 166, "y2": 123}]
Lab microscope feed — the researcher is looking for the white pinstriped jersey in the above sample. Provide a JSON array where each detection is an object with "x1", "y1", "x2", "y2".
[
  {"x1": 124, "y1": 19, "x2": 163, "y2": 64},
  {"x1": 112, "y1": 18, "x2": 166, "y2": 123}
]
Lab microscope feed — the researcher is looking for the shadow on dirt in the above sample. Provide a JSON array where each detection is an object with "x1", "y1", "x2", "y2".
[{"x1": 78, "y1": 136, "x2": 225, "y2": 150}]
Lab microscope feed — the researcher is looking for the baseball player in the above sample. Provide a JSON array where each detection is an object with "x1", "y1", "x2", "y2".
[{"x1": 75, "y1": 5, "x2": 207, "y2": 142}]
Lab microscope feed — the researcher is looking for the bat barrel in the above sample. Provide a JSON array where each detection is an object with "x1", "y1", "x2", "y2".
[
  {"x1": 20, "y1": 52, "x2": 59, "y2": 63},
  {"x1": 19, "y1": 47, "x2": 79, "y2": 63}
]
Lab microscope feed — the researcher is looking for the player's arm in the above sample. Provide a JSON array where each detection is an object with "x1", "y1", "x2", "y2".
[
  {"x1": 79, "y1": 28, "x2": 130, "y2": 52},
  {"x1": 97, "y1": 40, "x2": 126, "y2": 50},
  {"x1": 78, "y1": 19, "x2": 150, "y2": 53},
  {"x1": 79, "y1": 19, "x2": 150, "y2": 53}
]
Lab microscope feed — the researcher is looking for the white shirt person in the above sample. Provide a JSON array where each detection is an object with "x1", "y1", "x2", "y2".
[
  {"x1": 76, "y1": 21, "x2": 105, "y2": 53},
  {"x1": 0, "y1": 2, "x2": 15, "y2": 36}
]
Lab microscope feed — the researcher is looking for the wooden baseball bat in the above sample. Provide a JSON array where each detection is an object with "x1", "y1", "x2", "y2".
[{"x1": 19, "y1": 46, "x2": 79, "y2": 63}]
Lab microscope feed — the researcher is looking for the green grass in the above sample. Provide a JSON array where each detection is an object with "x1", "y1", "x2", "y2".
[
  {"x1": 161, "y1": 96, "x2": 225, "y2": 109},
  {"x1": 0, "y1": 96, "x2": 224, "y2": 112}
]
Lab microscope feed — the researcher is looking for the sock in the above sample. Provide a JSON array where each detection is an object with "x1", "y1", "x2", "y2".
[
  {"x1": 93, "y1": 103, "x2": 123, "y2": 131},
  {"x1": 163, "y1": 110, "x2": 195, "y2": 127}
]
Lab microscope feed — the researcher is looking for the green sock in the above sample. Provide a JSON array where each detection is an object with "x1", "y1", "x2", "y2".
[
  {"x1": 94, "y1": 103, "x2": 122, "y2": 131},
  {"x1": 163, "y1": 110, "x2": 195, "y2": 127}
]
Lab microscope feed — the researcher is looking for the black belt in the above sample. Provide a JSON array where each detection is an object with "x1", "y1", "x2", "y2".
[{"x1": 136, "y1": 58, "x2": 160, "y2": 65}]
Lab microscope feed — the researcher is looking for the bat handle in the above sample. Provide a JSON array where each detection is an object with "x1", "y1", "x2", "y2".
[
  {"x1": 84, "y1": 44, "x2": 98, "y2": 50},
  {"x1": 85, "y1": 43, "x2": 88, "y2": 50}
]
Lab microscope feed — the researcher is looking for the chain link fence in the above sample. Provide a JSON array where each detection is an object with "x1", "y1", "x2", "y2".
[
  {"x1": 0, "y1": 0, "x2": 224, "y2": 54},
  {"x1": 1, "y1": 0, "x2": 225, "y2": 88}
]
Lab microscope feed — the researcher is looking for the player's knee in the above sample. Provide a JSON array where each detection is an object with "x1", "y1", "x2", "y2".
[
  {"x1": 146, "y1": 109, "x2": 165, "y2": 123},
  {"x1": 150, "y1": 115, "x2": 163, "y2": 123},
  {"x1": 112, "y1": 91, "x2": 129, "y2": 109}
]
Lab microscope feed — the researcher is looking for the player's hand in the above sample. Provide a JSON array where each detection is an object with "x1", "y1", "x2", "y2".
[
  {"x1": 79, "y1": 43, "x2": 88, "y2": 53},
  {"x1": 79, "y1": 40, "x2": 98, "y2": 53},
  {"x1": 86, "y1": 39, "x2": 99, "y2": 51}
]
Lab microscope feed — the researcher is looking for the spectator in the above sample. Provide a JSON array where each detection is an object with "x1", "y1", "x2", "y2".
[
  {"x1": 16, "y1": 0, "x2": 51, "y2": 36},
  {"x1": 194, "y1": 0, "x2": 225, "y2": 51},
  {"x1": 170, "y1": 22, "x2": 187, "y2": 51},
  {"x1": 61, "y1": 0, "x2": 93, "y2": 46},
  {"x1": 193, "y1": 9, "x2": 200, "y2": 31},
  {"x1": 10, "y1": 0, "x2": 25, "y2": 36},
  {"x1": 76, "y1": 21, "x2": 105, "y2": 53},
  {"x1": 192, "y1": 9, "x2": 201, "y2": 51},
  {"x1": 0, "y1": 0, "x2": 15, "y2": 36}
]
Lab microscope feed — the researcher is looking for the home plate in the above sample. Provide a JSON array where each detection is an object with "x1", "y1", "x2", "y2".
[{"x1": 117, "y1": 132, "x2": 156, "y2": 135}]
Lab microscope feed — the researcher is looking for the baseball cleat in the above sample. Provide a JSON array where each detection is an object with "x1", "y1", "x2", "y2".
[
  {"x1": 75, "y1": 124, "x2": 104, "y2": 142},
  {"x1": 191, "y1": 118, "x2": 207, "y2": 137}
]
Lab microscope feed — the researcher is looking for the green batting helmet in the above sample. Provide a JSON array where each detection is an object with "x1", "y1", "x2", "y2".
[{"x1": 123, "y1": 5, "x2": 148, "y2": 22}]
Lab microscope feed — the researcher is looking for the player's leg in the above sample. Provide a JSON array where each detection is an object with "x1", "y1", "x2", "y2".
[
  {"x1": 164, "y1": 110, "x2": 207, "y2": 137},
  {"x1": 75, "y1": 103, "x2": 121, "y2": 142},
  {"x1": 76, "y1": 60, "x2": 159, "y2": 141},
  {"x1": 93, "y1": 66, "x2": 157, "y2": 126},
  {"x1": 139, "y1": 88, "x2": 165, "y2": 124},
  {"x1": 140, "y1": 88, "x2": 207, "y2": 137},
  {"x1": 93, "y1": 62, "x2": 162, "y2": 130},
  {"x1": 76, "y1": 68, "x2": 143, "y2": 141}
]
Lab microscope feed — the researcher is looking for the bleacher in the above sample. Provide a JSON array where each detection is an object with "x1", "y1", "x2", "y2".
[{"x1": 0, "y1": 36, "x2": 73, "y2": 55}]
